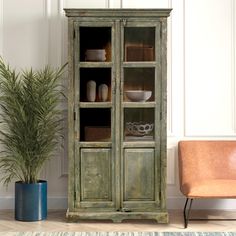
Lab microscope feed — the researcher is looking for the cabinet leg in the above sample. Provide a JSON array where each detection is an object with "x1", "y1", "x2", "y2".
[{"x1": 155, "y1": 214, "x2": 169, "y2": 224}]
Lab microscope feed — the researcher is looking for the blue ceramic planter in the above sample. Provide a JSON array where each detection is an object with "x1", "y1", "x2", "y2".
[{"x1": 15, "y1": 180, "x2": 47, "y2": 221}]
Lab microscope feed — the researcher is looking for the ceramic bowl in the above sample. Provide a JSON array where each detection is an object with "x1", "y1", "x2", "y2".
[
  {"x1": 125, "y1": 90, "x2": 152, "y2": 102},
  {"x1": 126, "y1": 122, "x2": 154, "y2": 136},
  {"x1": 85, "y1": 49, "x2": 106, "y2": 61}
]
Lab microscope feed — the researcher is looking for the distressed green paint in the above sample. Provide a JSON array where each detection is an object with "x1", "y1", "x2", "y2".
[
  {"x1": 66, "y1": 210, "x2": 169, "y2": 223},
  {"x1": 64, "y1": 9, "x2": 171, "y2": 18},
  {"x1": 79, "y1": 62, "x2": 113, "y2": 68},
  {"x1": 123, "y1": 149, "x2": 155, "y2": 201},
  {"x1": 79, "y1": 102, "x2": 112, "y2": 108},
  {"x1": 155, "y1": 21, "x2": 162, "y2": 209},
  {"x1": 79, "y1": 142, "x2": 112, "y2": 148},
  {"x1": 114, "y1": 19, "x2": 122, "y2": 211},
  {"x1": 67, "y1": 18, "x2": 76, "y2": 211},
  {"x1": 123, "y1": 142, "x2": 155, "y2": 148},
  {"x1": 80, "y1": 148, "x2": 112, "y2": 201},
  {"x1": 160, "y1": 19, "x2": 168, "y2": 211},
  {"x1": 65, "y1": 8, "x2": 171, "y2": 223}
]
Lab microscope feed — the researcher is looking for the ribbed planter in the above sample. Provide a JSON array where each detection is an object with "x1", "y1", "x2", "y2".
[{"x1": 15, "y1": 180, "x2": 47, "y2": 221}]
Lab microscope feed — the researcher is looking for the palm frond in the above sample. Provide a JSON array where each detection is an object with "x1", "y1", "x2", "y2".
[{"x1": 0, "y1": 57, "x2": 67, "y2": 186}]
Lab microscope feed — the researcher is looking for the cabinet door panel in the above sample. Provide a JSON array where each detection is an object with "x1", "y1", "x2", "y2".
[
  {"x1": 78, "y1": 148, "x2": 114, "y2": 208},
  {"x1": 123, "y1": 148, "x2": 160, "y2": 210}
]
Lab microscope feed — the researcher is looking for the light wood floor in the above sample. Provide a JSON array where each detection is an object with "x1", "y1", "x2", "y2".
[{"x1": 1, "y1": 210, "x2": 236, "y2": 232}]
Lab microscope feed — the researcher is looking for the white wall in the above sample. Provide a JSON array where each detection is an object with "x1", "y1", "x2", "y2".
[{"x1": 0, "y1": 0, "x2": 236, "y2": 210}]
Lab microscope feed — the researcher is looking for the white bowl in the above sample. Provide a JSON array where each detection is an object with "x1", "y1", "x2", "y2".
[
  {"x1": 125, "y1": 90, "x2": 152, "y2": 102},
  {"x1": 85, "y1": 49, "x2": 106, "y2": 61}
]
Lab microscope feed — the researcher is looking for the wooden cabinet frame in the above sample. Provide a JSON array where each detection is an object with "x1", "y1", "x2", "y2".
[{"x1": 65, "y1": 9, "x2": 171, "y2": 223}]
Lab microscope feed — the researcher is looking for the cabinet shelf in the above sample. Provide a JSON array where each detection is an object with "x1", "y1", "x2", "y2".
[
  {"x1": 123, "y1": 141, "x2": 155, "y2": 148},
  {"x1": 123, "y1": 101, "x2": 155, "y2": 108},
  {"x1": 79, "y1": 62, "x2": 113, "y2": 68},
  {"x1": 79, "y1": 102, "x2": 112, "y2": 108},
  {"x1": 79, "y1": 142, "x2": 112, "y2": 148},
  {"x1": 122, "y1": 62, "x2": 156, "y2": 68}
]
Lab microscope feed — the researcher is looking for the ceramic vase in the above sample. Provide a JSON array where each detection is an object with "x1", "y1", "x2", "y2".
[
  {"x1": 98, "y1": 84, "x2": 109, "y2": 102},
  {"x1": 86, "y1": 80, "x2": 96, "y2": 102}
]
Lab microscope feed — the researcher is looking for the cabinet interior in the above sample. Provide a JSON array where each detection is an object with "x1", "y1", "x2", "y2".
[
  {"x1": 80, "y1": 108, "x2": 111, "y2": 142},
  {"x1": 80, "y1": 68, "x2": 111, "y2": 102},
  {"x1": 123, "y1": 68, "x2": 155, "y2": 102},
  {"x1": 80, "y1": 27, "x2": 111, "y2": 62},
  {"x1": 124, "y1": 108, "x2": 155, "y2": 141},
  {"x1": 124, "y1": 27, "x2": 155, "y2": 62}
]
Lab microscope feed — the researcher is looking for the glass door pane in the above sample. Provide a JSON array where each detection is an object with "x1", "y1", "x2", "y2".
[
  {"x1": 124, "y1": 108, "x2": 154, "y2": 141},
  {"x1": 124, "y1": 27, "x2": 155, "y2": 62},
  {"x1": 123, "y1": 68, "x2": 155, "y2": 102},
  {"x1": 76, "y1": 23, "x2": 114, "y2": 143}
]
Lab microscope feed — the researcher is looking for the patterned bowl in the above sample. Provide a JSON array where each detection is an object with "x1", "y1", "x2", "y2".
[{"x1": 126, "y1": 122, "x2": 154, "y2": 136}]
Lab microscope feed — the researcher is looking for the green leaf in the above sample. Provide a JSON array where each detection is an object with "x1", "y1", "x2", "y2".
[{"x1": 0, "y1": 57, "x2": 67, "y2": 186}]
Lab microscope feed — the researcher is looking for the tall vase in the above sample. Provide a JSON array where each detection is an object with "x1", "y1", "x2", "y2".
[
  {"x1": 15, "y1": 180, "x2": 47, "y2": 221},
  {"x1": 98, "y1": 84, "x2": 109, "y2": 102},
  {"x1": 86, "y1": 80, "x2": 96, "y2": 102}
]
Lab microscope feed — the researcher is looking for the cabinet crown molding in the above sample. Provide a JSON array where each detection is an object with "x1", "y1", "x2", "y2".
[{"x1": 64, "y1": 9, "x2": 172, "y2": 18}]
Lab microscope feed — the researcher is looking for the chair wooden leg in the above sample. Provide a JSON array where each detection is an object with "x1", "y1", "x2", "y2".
[{"x1": 183, "y1": 198, "x2": 193, "y2": 228}]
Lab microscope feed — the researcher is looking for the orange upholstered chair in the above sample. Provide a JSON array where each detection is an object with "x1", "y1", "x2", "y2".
[{"x1": 178, "y1": 140, "x2": 236, "y2": 228}]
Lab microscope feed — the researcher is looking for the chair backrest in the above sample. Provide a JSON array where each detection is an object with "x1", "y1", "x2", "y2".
[{"x1": 178, "y1": 141, "x2": 236, "y2": 187}]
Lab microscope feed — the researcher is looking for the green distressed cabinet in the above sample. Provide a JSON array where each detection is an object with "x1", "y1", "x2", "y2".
[{"x1": 64, "y1": 9, "x2": 171, "y2": 223}]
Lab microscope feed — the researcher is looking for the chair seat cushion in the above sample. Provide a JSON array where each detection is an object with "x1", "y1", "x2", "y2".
[{"x1": 182, "y1": 179, "x2": 236, "y2": 198}]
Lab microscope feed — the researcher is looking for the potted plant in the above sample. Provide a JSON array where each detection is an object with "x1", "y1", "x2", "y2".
[{"x1": 0, "y1": 57, "x2": 66, "y2": 221}]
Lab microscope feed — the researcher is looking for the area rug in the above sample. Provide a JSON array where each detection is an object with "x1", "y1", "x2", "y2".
[{"x1": 1, "y1": 233, "x2": 236, "y2": 236}]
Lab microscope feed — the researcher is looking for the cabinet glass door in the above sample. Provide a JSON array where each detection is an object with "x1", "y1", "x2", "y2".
[
  {"x1": 121, "y1": 22, "x2": 161, "y2": 211},
  {"x1": 124, "y1": 27, "x2": 155, "y2": 62},
  {"x1": 121, "y1": 23, "x2": 161, "y2": 143},
  {"x1": 74, "y1": 23, "x2": 115, "y2": 143},
  {"x1": 74, "y1": 22, "x2": 116, "y2": 210}
]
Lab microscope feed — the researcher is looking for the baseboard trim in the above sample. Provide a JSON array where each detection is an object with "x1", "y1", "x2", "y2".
[
  {"x1": 167, "y1": 197, "x2": 236, "y2": 210},
  {"x1": 1, "y1": 196, "x2": 236, "y2": 210},
  {"x1": 0, "y1": 196, "x2": 67, "y2": 210}
]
